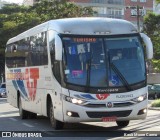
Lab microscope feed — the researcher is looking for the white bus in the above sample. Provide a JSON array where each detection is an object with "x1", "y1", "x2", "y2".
[{"x1": 5, "y1": 18, "x2": 153, "y2": 129}]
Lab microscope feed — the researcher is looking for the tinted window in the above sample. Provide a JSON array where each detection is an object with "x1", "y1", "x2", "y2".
[
  {"x1": 6, "y1": 31, "x2": 48, "y2": 68},
  {"x1": 1, "y1": 84, "x2": 6, "y2": 88}
]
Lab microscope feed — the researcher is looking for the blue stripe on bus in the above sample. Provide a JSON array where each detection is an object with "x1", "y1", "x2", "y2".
[{"x1": 11, "y1": 69, "x2": 29, "y2": 101}]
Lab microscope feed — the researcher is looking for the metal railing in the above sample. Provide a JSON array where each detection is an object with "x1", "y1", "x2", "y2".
[
  {"x1": 95, "y1": 13, "x2": 124, "y2": 19},
  {"x1": 90, "y1": 0, "x2": 124, "y2": 5}
]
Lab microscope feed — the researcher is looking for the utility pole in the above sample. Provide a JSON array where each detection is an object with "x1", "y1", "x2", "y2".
[
  {"x1": 136, "y1": 5, "x2": 140, "y2": 32},
  {"x1": 127, "y1": 5, "x2": 144, "y2": 32}
]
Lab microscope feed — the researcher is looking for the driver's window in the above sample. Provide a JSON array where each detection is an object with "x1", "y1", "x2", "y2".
[{"x1": 48, "y1": 30, "x2": 61, "y2": 83}]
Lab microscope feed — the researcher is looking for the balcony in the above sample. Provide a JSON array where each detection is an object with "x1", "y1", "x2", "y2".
[
  {"x1": 90, "y1": 0, "x2": 124, "y2": 5},
  {"x1": 95, "y1": 13, "x2": 124, "y2": 19}
]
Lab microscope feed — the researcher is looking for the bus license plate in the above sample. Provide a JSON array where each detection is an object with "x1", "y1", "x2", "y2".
[{"x1": 102, "y1": 117, "x2": 117, "y2": 122}]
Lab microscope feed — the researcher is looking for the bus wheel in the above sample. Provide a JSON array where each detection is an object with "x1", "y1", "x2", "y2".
[
  {"x1": 116, "y1": 120, "x2": 129, "y2": 127},
  {"x1": 29, "y1": 112, "x2": 37, "y2": 119},
  {"x1": 49, "y1": 101, "x2": 64, "y2": 130},
  {"x1": 19, "y1": 96, "x2": 28, "y2": 119}
]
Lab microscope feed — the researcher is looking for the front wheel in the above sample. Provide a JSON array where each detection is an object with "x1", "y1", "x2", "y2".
[
  {"x1": 19, "y1": 96, "x2": 28, "y2": 119},
  {"x1": 116, "y1": 120, "x2": 129, "y2": 127},
  {"x1": 49, "y1": 101, "x2": 64, "y2": 130},
  {"x1": 28, "y1": 112, "x2": 37, "y2": 119}
]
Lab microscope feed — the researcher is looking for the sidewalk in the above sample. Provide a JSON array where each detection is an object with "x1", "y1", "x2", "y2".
[
  {"x1": 148, "y1": 106, "x2": 160, "y2": 111},
  {"x1": 148, "y1": 103, "x2": 160, "y2": 111}
]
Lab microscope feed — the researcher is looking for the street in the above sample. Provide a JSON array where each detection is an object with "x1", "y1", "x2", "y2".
[{"x1": 0, "y1": 98, "x2": 160, "y2": 140}]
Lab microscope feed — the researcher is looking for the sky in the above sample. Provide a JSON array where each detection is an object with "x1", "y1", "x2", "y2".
[{"x1": 2, "y1": 0, "x2": 24, "y2": 4}]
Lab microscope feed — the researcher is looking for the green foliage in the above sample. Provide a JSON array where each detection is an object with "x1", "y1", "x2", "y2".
[
  {"x1": 30, "y1": 0, "x2": 94, "y2": 21},
  {"x1": 156, "y1": 0, "x2": 160, "y2": 4},
  {"x1": 3, "y1": 21, "x2": 17, "y2": 30},
  {"x1": 0, "y1": 4, "x2": 29, "y2": 15},
  {"x1": 151, "y1": 99, "x2": 160, "y2": 107},
  {"x1": 152, "y1": 59, "x2": 160, "y2": 72},
  {"x1": 143, "y1": 13, "x2": 160, "y2": 59},
  {"x1": 0, "y1": 0, "x2": 94, "y2": 50}
]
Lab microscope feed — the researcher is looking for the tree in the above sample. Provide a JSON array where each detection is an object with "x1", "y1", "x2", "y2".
[
  {"x1": 143, "y1": 13, "x2": 160, "y2": 72},
  {"x1": 143, "y1": 13, "x2": 160, "y2": 59},
  {"x1": 30, "y1": 0, "x2": 94, "y2": 21},
  {"x1": 0, "y1": 0, "x2": 94, "y2": 75},
  {"x1": 0, "y1": 0, "x2": 94, "y2": 49},
  {"x1": 156, "y1": 0, "x2": 160, "y2": 4}
]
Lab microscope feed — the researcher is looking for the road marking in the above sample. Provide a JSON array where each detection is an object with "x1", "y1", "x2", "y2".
[
  {"x1": 23, "y1": 123, "x2": 34, "y2": 128},
  {"x1": 0, "y1": 115, "x2": 6, "y2": 117},
  {"x1": 9, "y1": 118, "x2": 18, "y2": 121}
]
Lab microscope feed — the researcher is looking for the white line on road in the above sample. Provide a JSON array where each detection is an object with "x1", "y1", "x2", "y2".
[
  {"x1": 23, "y1": 123, "x2": 34, "y2": 128},
  {"x1": 9, "y1": 118, "x2": 18, "y2": 121}
]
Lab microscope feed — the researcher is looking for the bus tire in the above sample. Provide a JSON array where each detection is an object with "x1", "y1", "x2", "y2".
[
  {"x1": 49, "y1": 101, "x2": 64, "y2": 130},
  {"x1": 29, "y1": 112, "x2": 37, "y2": 119},
  {"x1": 116, "y1": 120, "x2": 129, "y2": 127},
  {"x1": 19, "y1": 96, "x2": 28, "y2": 119}
]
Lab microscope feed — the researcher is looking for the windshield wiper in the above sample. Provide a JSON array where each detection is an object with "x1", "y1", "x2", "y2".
[
  {"x1": 110, "y1": 62, "x2": 132, "y2": 91},
  {"x1": 85, "y1": 57, "x2": 92, "y2": 92}
]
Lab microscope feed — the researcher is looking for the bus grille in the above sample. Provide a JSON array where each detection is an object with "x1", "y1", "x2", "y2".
[
  {"x1": 113, "y1": 102, "x2": 134, "y2": 107},
  {"x1": 84, "y1": 102, "x2": 134, "y2": 108},
  {"x1": 86, "y1": 110, "x2": 132, "y2": 118}
]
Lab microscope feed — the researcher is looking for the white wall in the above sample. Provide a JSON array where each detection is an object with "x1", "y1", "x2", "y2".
[{"x1": 153, "y1": 0, "x2": 160, "y2": 14}]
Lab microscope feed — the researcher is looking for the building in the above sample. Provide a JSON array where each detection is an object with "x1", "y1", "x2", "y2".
[
  {"x1": 23, "y1": 0, "x2": 125, "y2": 19},
  {"x1": 70, "y1": 0, "x2": 153, "y2": 30},
  {"x1": 69, "y1": 0, "x2": 125, "y2": 19},
  {"x1": 155, "y1": 4, "x2": 160, "y2": 14},
  {"x1": 0, "y1": 0, "x2": 9, "y2": 9},
  {"x1": 23, "y1": 0, "x2": 154, "y2": 30},
  {"x1": 23, "y1": 0, "x2": 34, "y2": 6},
  {"x1": 23, "y1": 0, "x2": 39, "y2": 6},
  {"x1": 153, "y1": 0, "x2": 160, "y2": 14},
  {"x1": 124, "y1": 0, "x2": 153, "y2": 31}
]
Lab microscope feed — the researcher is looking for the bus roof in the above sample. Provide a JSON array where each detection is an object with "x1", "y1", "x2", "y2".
[{"x1": 7, "y1": 17, "x2": 138, "y2": 44}]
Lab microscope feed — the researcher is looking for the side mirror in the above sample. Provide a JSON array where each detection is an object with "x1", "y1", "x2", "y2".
[
  {"x1": 140, "y1": 33, "x2": 153, "y2": 59},
  {"x1": 55, "y1": 34, "x2": 62, "y2": 61}
]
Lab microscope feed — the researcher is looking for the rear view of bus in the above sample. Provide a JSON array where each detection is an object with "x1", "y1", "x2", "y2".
[{"x1": 5, "y1": 18, "x2": 153, "y2": 130}]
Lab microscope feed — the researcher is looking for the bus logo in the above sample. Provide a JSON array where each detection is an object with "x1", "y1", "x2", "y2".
[
  {"x1": 96, "y1": 94, "x2": 110, "y2": 100},
  {"x1": 106, "y1": 102, "x2": 113, "y2": 108},
  {"x1": 26, "y1": 68, "x2": 39, "y2": 101}
]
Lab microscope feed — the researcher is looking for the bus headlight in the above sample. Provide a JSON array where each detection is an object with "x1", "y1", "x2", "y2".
[
  {"x1": 64, "y1": 96, "x2": 86, "y2": 105},
  {"x1": 132, "y1": 93, "x2": 147, "y2": 103}
]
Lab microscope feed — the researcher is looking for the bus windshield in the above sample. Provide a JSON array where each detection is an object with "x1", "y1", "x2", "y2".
[{"x1": 62, "y1": 34, "x2": 145, "y2": 89}]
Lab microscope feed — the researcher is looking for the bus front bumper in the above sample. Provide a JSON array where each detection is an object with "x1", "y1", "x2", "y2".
[{"x1": 62, "y1": 99, "x2": 147, "y2": 123}]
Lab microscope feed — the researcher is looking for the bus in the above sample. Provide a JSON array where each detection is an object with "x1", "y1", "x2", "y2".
[{"x1": 5, "y1": 18, "x2": 153, "y2": 129}]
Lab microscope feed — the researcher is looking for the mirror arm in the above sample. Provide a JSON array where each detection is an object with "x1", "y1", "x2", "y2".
[{"x1": 140, "y1": 33, "x2": 153, "y2": 60}]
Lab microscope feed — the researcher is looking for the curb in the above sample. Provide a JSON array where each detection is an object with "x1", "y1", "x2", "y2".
[{"x1": 148, "y1": 107, "x2": 160, "y2": 111}]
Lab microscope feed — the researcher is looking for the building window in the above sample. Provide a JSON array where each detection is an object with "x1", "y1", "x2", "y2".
[
  {"x1": 131, "y1": 0, "x2": 137, "y2": 2},
  {"x1": 131, "y1": 9, "x2": 146, "y2": 16},
  {"x1": 92, "y1": 7, "x2": 107, "y2": 14},
  {"x1": 140, "y1": 0, "x2": 146, "y2": 2},
  {"x1": 108, "y1": 8, "x2": 122, "y2": 15}
]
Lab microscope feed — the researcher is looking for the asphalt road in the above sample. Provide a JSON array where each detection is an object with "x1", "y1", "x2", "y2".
[{"x1": 0, "y1": 98, "x2": 160, "y2": 140}]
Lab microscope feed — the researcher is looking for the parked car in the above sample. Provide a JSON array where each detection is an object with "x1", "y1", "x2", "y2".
[
  {"x1": 0, "y1": 83, "x2": 6, "y2": 98},
  {"x1": 148, "y1": 84, "x2": 160, "y2": 99}
]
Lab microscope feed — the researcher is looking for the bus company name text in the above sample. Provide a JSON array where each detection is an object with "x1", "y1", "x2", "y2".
[
  {"x1": 7, "y1": 72, "x2": 31, "y2": 80},
  {"x1": 116, "y1": 94, "x2": 133, "y2": 98},
  {"x1": 2, "y1": 132, "x2": 42, "y2": 138},
  {"x1": 98, "y1": 88, "x2": 119, "y2": 93}
]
